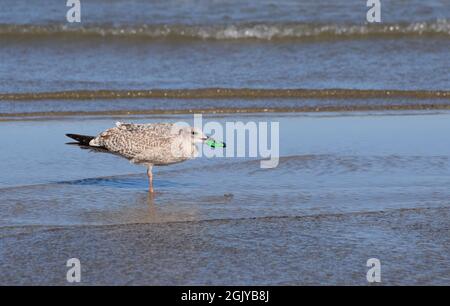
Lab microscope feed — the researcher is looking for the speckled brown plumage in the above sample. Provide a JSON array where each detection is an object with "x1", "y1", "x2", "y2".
[
  {"x1": 68, "y1": 121, "x2": 210, "y2": 193},
  {"x1": 89, "y1": 122, "x2": 197, "y2": 165}
]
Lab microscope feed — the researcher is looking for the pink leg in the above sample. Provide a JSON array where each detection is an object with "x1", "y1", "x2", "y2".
[{"x1": 147, "y1": 165, "x2": 154, "y2": 193}]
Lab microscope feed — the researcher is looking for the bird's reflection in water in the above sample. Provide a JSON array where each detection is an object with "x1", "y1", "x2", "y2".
[
  {"x1": 145, "y1": 192, "x2": 157, "y2": 213},
  {"x1": 124, "y1": 191, "x2": 198, "y2": 224},
  {"x1": 127, "y1": 192, "x2": 159, "y2": 222}
]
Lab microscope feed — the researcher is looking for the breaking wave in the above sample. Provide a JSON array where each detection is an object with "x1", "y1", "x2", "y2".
[{"x1": 1, "y1": 20, "x2": 450, "y2": 41}]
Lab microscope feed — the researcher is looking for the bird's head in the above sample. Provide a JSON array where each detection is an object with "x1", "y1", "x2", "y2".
[{"x1": 180, "y1": 126, "x2": 226, "y2": 148}]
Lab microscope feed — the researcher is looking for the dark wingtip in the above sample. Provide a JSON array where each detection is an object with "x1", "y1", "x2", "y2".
[
  {"x1": 66, "y1": 134, "x2": 78, "y2": 140},
  {"x1": 65, "y1": 133, "x2": 95, "y2": 145}
]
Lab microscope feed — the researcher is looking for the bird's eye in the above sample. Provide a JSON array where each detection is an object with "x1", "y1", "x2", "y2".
[{"x1": 192, "y1": 131, "x2": 196, "y2": 135}]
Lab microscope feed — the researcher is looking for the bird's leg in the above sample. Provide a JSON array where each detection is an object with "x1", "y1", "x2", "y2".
[{"x1": 147, "y1": 165, "x2": 154, "y2": 193}]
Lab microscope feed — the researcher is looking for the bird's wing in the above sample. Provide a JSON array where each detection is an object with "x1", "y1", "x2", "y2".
[
  {"x1": 114, "y1": 122, "x2": 175, "y2": 134},
  {"x1": 90, "y1": 122, "x2": 179, "y2": 159}
]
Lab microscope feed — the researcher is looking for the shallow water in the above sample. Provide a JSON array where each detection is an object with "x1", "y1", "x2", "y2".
[{"x1": 1, "y1": 111, "x2": 450, "y2": 226}]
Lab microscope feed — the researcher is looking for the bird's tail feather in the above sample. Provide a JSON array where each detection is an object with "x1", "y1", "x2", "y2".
[{"x1": 66, "y1": 134, "x2": 95, "y2": 146}]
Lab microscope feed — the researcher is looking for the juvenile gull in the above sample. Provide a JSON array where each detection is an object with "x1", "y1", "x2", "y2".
[{"x1": 66, "y1": 122, "x2": 225, "y2": 193}]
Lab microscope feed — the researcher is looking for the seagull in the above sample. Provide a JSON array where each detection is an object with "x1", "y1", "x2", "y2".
[{"x1": 66, "y1": 122, "x2": 225, "y2": 193}]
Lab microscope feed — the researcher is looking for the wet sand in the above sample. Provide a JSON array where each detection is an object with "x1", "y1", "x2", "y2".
[
  {"x1": 2, "y1": 88, "x2": 450, "y2": 100},
  {"x1": 1, "y1": 111, "x2": 450, "y2": 285},
  {"x1": 2, "y1": 207, "x2": 450, "y2": 285}
]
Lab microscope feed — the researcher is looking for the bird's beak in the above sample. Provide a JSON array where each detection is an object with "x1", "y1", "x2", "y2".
[{"x1": 204, "y1": 136, "x2": 226, "y2": 148}]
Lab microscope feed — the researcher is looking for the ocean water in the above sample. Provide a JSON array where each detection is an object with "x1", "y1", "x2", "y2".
[
  {"x1": 1, "y1": 0, "x2": 450, "y2": 98},
  {"x1": 1, "y1": 1, "x2": 450, "y2": 285}
]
